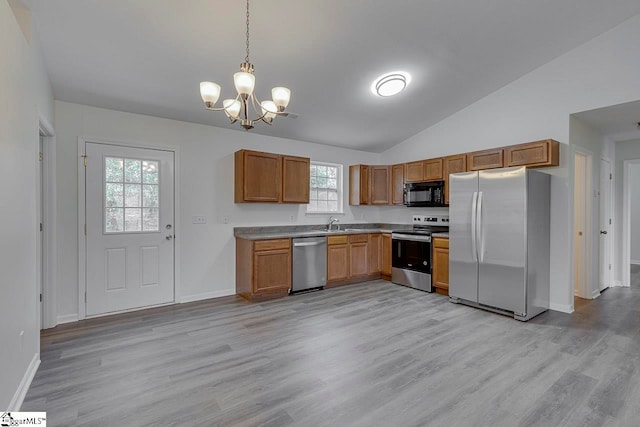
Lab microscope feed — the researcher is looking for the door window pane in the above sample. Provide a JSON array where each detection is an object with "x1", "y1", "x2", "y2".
[{"x1": 104, "y1": 157, "x2": 159, "y2": 233}]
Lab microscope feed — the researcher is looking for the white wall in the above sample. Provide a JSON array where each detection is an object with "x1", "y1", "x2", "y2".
[
  {"x1": 0, "y1": 0, "x2": 54, "y2": 409},
  {"x1": 377, "y1": 13, "x2": 640, "y2": 313},
  {"x1": 630, "y1": 164, "x2": 640, "y2": 264},
  {"x1": 54, "y1": 101, "x2": 385, "y2": 319}
]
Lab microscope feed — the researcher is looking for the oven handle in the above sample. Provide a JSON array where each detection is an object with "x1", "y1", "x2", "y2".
[
  {"x1": 471, "y1": 191, "x2": 478, "y2": 263},
  {"x1": 392, "y1": 234, "x2": 432, "y2": 243}
]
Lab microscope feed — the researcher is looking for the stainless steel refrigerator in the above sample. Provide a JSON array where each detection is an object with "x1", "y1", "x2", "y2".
[{"x1": 449, "y1": 166, "x2": 550, "y2": 321}]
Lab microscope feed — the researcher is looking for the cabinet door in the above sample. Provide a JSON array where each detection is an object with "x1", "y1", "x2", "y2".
[
  {"x1": 404, "y1": 161, "x2": 425, "y2": 183},
  {"x1": 467, "y1": 149, "x2": 504, "y2": 171},
  {"x1": 282, "y1": 155, "x2": 310, "y2": 203},
  {"x1": 349, "y1": 165, "x2": 370, "y2": 205},
  {"x1": 444, "y1": 155, "x2": 467, "y2": 205},
  {"x1": 368, "y1": 234, "x2": 382, "y2": 274},
  {"x1": 237, "y1": 150, "x2": 282, "y2": 202},
  {"x1": 253, "y1": 249, "x2": 291, "y2": 293},
  {"x1": 381, "y1": 234, "x2": 392, "y2": 276},
  {"x1": 349, "y1": 242, "x2": 369, "y2": 278},
  {"x1": 370, "y1": 166, "x2": 391, "y2": 205},
  {"x1": 504, "y1": 139, "x2": 559, "y2": 168},
  {"x1": 432, "y1": 237, "x2": 449, "y2": 292},
  {"x1": 327, "y1": 244, "x2": 349, "y2": 282},
  {"x1": 424, "y1": 158, "x2": 443, "y2": 181},
  {"x1": 391, "y1": 164, "x2": 405, "y2": 205}
]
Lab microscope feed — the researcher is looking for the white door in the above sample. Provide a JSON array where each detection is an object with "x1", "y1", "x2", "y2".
[
  {"x1": 599, "y1": 158, "x2": 612, "y2": 291},
  {"x1": 38, "y1": 135, "x2": 44, "y2": 329},
  {"x1": 85, "y1": 142, "x2": 175, "y2": 316}
]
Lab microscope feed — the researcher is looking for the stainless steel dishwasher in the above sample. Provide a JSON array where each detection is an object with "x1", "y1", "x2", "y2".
[{"x1": 291, "y1": 237, "x2": 327, "y2": 293}]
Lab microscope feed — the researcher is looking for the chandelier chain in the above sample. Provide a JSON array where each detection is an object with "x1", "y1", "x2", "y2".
[{"x1": 245, "y1": 0, "x2": 250, "y2": 63}]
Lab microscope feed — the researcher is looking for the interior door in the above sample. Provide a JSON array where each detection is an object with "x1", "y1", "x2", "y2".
[
  {"x1": 85, "y1": 142, "x2": 175, "y2": 316},
  {"x1": 477, "y1": 167, "x2": 526, "y2": 314},
  {"x1": 599, "y1": 158, "x2": 612, "y2": 291},
  {"x1": 449, "y1": 171, "x2": 479, "y2": 303}
]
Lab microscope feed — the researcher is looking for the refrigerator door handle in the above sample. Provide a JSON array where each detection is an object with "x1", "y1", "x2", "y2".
[
  {"x1": 471, "y1": 191, "x2": 478, "y2": 263},
  {"x1": 477, "y1": 191, "x2": 484, "y2": 263}
]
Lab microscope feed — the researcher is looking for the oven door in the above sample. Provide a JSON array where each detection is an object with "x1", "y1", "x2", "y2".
[{"x1": 392, "y1": 234, "x2": 432, "y2": 273}]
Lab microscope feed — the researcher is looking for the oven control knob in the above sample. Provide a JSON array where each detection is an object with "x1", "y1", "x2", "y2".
[{"x1": 423, "y1": 261, "x2": 427, "y2": 266}]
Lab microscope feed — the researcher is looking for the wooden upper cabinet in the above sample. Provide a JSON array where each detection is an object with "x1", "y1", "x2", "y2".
[
  {"x1": 467, "y1": 148, "x2": 504, "y2": 171},
  {"x1": 505, "y1": 139, "x2": 560, "y2": 168},
  {"x1": 404, "y1": 160, "x2": 425, "y2": 183},
  {"x1": 282, "y1": 156, "x2": 310, "y2": 203},
  {"x1": 349, "y1": 165, "x2": 370, "y2": 205},
  {"x1": 391, "y1": 164, "x2": 405, "y2": 205},
  {"x1": 424, "y1": 158, "x2": 443, "y2": 181},
  {"x1": 370, "y1": 166, "x2": 391, "y2": 205},
  {"x1": 236, "y1": 150, "x2": 281, "y2": 202},
  {"x1": 443, "y1": 154, "x2": 467, "y2": 205},
  {"x1": 404, "y1": 158, "x2": 443, "y2": 182},
  {"x1": 235, "y1": 150, "x2": 310, "y2": 204}
]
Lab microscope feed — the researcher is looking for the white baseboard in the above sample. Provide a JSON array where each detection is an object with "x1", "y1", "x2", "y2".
[
  {"x1": 180, "y1": 288, "x2": 236, "y2": 304},
  {"x1": 56, "y1": 313, "x2": 79, "y2": 324},
  {"x1": 549, "y1": 302, "x2": 574, "y2": 314},
  {"x1": 591, "y1": 289, "x2": 601, "y2": 299},
  {"x1": 630, "y1": 259, "x2": 640, "y2": 265},
  {"x1": 8, "y1": 353, "x2": 40, "y2": 411}
]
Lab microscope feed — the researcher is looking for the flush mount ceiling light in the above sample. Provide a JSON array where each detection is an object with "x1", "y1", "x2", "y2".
[
  {"x1": 199, "y1": 0, "x2": 291, "y2": 130},
  {"x1": 371, "y1": 71, "x2": 411, "y2": 97}
]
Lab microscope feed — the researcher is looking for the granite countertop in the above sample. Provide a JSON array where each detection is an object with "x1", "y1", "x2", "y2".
[
  {"x1": 235, "y1": 223, "x2": 412, "y2": 240},
  {"x1": 432, "y1": 232, "x2": 449, "y2": 238}
]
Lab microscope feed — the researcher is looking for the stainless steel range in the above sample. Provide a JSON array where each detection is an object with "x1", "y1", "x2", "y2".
[{"x1": 391, "y1": 215, "x2": 449, "y2": 292}]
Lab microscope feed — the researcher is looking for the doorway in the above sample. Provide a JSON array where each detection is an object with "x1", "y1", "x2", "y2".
[
  {"x1": 80, "y1": 141, "x2": 176, "y2": 317},
  {"x1": 573, "y1": 149, "x2": 592, "y2": 299},
  {"x1": 623, "y1": 159, "x2": 640, "y2": 288}
]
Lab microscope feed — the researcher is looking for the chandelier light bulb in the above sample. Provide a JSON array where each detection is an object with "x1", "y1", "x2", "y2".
[
  {"x1": 200, "y1": 82, "x2": 221, "y2": 107},
  {"x1": 261, "y1": 100, "x2": 277, "y2": 122},
  {"x1": 223, "y1": 99, "x2": 241, "y2": 119},
  {"x1": 233, "y1": 72, "x2": 256, "y2": 97},
  {"x1": 272, "y1": 87, "x2": 291, "y2": 110}
]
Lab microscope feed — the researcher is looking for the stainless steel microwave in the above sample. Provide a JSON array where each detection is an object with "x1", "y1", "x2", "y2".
[{"x1": 403, "y1": 181, "x2": 446, "y2": 207}]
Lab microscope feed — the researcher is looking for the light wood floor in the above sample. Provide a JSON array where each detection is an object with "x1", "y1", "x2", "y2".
[{"x1": 24, "y1": 281, "x2": 640, "y2": 426}]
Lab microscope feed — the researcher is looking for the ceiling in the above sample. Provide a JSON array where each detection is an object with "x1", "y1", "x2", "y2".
[{"x1": 30, "y1": 0, "x2": 640, "y2": 152}]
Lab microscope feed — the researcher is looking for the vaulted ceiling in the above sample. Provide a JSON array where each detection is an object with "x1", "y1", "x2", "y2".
[{"x1": 31, "y1": 0, "x2": 640, "y2": 152}]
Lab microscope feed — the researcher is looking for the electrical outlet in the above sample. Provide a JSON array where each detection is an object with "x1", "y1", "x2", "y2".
[
  {"x1": 192, "y1": 216, "x2": 207, "y2": 224},
  {"x1": 290, "y1": 215, "x2": 295, "y2": 222},
  {"x1": 223, "y1": 216, "x2": 229, "y2": 224}
]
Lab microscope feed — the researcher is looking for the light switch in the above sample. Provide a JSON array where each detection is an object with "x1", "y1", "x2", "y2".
[{"x1": 192, "y1": 216, "x2": 207, "y2": 224}]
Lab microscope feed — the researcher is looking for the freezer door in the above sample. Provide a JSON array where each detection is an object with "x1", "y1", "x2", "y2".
[
  {"x1": 449, "y1": 171, "x2": 479, "y2": 303},
  {"x1": 477, "y1": 167, "x2": 526, "y2": 314}
]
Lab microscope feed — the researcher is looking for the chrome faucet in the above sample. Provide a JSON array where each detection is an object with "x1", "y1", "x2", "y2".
[{"x1": 327, "y1": 216, "x2": 340, "y2": 231}]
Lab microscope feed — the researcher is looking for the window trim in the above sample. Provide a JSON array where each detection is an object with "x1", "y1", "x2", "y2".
[{"x1": 306, "y1": 161, "x2": 344, "y2": 215}]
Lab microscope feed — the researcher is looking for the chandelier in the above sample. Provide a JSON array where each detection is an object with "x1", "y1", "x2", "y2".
[{"x1": 199, "y1": 0, "x2": 291, "y2": 130}]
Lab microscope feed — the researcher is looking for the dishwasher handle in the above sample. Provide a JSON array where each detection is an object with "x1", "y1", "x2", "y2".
[{"x1": 293, "y1": 240, "x2": 326, "y2": 247}]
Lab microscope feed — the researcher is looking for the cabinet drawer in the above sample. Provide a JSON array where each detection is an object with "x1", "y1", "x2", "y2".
[
  {"x1": 349, "y1": 234, "x2": 369, "y2": 243},
  {"x1": 327, "y1": 235, "x2": 348, "y2": 245},
  {"x1": 433, "y1": 237, "x2": 449, "y2": 249},
  {"x1": 254, "y1": 239, "x2": 291, "y2": 252}
]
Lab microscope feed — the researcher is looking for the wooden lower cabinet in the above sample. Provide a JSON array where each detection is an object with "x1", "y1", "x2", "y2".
[
  {"x1": 327, "y1": 236, "x2": 349, "y2": 282},
  {"x1": 432, "y1": 237, "x2": 449, "y2": 295},
  {"x1": 236, "y1": 238, "x2": 292, "y2": 301},
  {"x1": 381, "y1": 233, "x2": 392, "y2": 279},
  {"x1": 327, "y1": 233, "x2": 385, "y2": 286}
]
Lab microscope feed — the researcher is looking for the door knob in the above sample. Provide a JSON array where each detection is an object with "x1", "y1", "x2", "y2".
[
  {"x1": 166, "y1": 235, "x2": 173, "y2": 240},
  {"x1": 600, "y1": 230, "x2": 608, "y2": 235}
]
